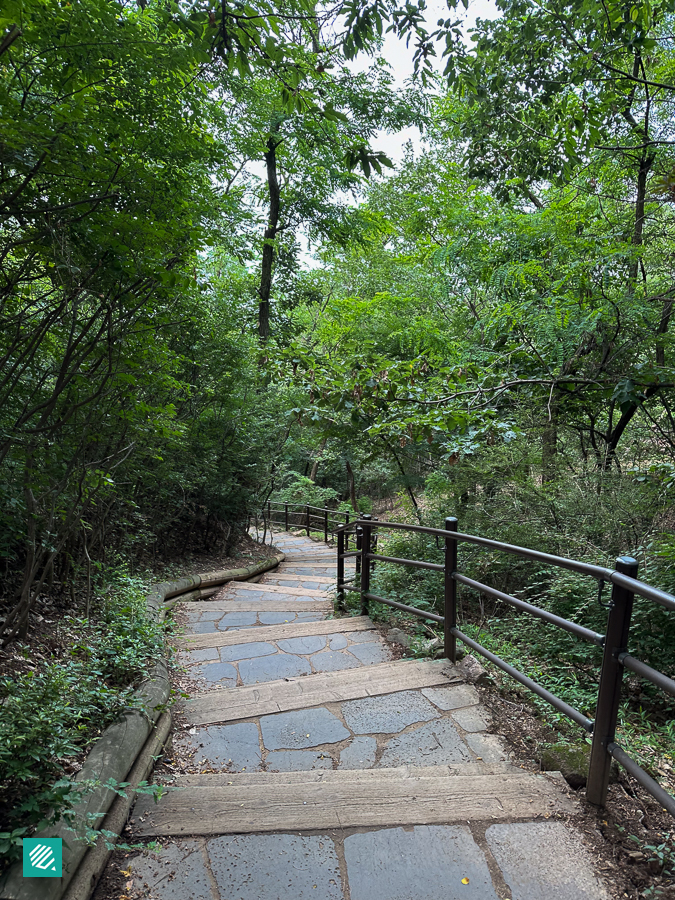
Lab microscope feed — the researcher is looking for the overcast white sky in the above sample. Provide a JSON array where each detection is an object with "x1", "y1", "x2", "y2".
[
  {"x1": 363, "y1": 0, "x2": 500, "y2": 164},
  {"x1": 244, "y1": 0, "x2": 501, "y2": 263}
]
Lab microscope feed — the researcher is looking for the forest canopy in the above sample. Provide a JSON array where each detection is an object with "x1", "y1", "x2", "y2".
[
  {"x1": 0, "y1": 0, "x2": 674, "y2": 619},
  {"x1": 1, "y1": 0, "x2": 675, "y2": 870},
  {"x1": 1, "y1": 0, "x2": 674, "y2": 631}
]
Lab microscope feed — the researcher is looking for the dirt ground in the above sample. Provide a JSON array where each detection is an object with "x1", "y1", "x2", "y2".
[
  {"x1": 0, "y1": 533, "x2": 276, "y2": 682},
  {"x1": 480, "y1": 678, "x2": 675, "y2": 900}
]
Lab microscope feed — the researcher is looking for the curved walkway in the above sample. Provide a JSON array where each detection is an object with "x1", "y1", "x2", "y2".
[{"x1": 123, "y1": 534, "x2": 609, "y2": 900}]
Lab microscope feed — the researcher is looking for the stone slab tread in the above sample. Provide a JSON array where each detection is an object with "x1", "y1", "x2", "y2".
[
  {"x1": 263, "y1": 574, "x2": 336, "y2": 584},
  {"x1": 185, "y1": 599, "x2": 333, "y2": 613},
  {"x1": 226, "y1": 582, "x2": 331, "y2": 598},
  {"x1": 177, "y1": 761, "x2": 520, "y2": 785}
]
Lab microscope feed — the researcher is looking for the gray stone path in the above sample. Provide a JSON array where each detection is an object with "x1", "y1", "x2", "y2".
[{"x1": 122, "y1": 531, "x2": 609, "y2": 900}]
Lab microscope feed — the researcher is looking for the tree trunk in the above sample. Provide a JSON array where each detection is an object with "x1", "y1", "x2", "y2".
[
  {"x1": 390, "y1": 445, "x2": 421, "y2": 521},
  {"x1": 259, "y1": 129, "x2": 281, "y2": 342},
  {"x1": 542, "y1": 401, "x2": 558, "y2": 483},
  {"x1": 345, "y1": 459, "x2": 358, "y2": 512},
  {"x1": 656, "y1": 299, "x2": 673, "y2": 367},
  {"x1": 623, "y1": 52, "x2": 655, "y2": 291},
  {"x1": 602, "y1": 384, "x2": 661, "y2": 469},
  {"x1": 309, "y1": 437, "x2": 327, "y2": 483},
  {"x1": 627, "y1": 148, "x2": 654, "y2": 288}
]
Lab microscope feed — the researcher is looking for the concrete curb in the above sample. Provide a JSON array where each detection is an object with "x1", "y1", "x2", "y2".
[{"x1": 0, "y1": 550, "x2": 283, "y2": 900}]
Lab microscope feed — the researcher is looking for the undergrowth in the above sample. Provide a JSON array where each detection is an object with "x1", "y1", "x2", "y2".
[{"x1": 0, "y1": 568, "x2": 165, "y2": 872}]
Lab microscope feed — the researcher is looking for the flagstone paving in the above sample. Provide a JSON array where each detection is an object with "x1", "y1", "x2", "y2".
[{"x1": 120, "y1": 530, "x2": 610, "y2": 900}]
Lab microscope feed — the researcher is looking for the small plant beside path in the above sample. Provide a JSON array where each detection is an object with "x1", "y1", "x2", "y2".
[{"x1": 0, "y1": 569, "x2": 165, "y2": 873}]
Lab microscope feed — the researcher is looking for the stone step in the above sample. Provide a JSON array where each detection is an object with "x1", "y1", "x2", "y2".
[
  {"x1": 226, "y1": 581, "x2": 331, "y2": 598},
  {"x1": 274, "y1": 565, "x2": 336, "y2": 584},
  {"x1": 133, "y1": 765, "x2": 575, "y2": 836},
  {"x1": 186, "y1": 599, "x2": 332, "y2": 613},
  {"x1": 281, "y1": 553, "x2": 344, "y2": 560},
  {"x1": 178, "y1": 761, "x2": 519, "y2": 785},
  {"x1": 262, "y1": 574, "x2": 336, "y2": 584},
  {"x1": 183, "y1": 659, "x2": 461, "y2": 725},
  {"x1": 176, "y1": 616, "x2": 375, "y2": 650}
]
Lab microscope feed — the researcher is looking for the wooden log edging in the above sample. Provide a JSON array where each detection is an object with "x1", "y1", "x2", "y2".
[
  {"x1": 61, "y1": 711, "x2": 173, "y2": 900},
  {"x1": 0, "y1": 550, "x2": 284, "y2": 900}
]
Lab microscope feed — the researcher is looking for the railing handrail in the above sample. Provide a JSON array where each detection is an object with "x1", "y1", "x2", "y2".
[
  {"x1": 258, "y1": 499, "x2": 352, "y2": 544},
  {"x1": 268, "y1": 500, "x2": 350, "y2": 516},
  {"x1": 337, "y1": 517, "x2": 675, "y2": 612},
  {"x1": 331, "y1": 511, "x2": 675, "y2": 819},
  {"x1": 255, "y1": 499, "x2": 675, "y2": 815}
]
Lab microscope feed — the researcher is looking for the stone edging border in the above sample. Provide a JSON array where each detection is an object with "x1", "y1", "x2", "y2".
[{"x1": 0, "y1": 550, "x2": 284, "y2": 900}]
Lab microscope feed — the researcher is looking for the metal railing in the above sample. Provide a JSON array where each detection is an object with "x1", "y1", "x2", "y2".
[
  {"x1": 261, "y1": 500, "x2": 354, "y2": 545},
  {"x1": 331, "y1": 513, "x2": 675, "y2": 815}
]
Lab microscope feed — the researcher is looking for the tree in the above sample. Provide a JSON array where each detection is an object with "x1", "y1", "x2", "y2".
[
  {"x1": 439, "y1": 0, "x2": 675, "y2": 453},
  {"x1": 0, "y1": 0, "x2": 247, "y2": 640},
  {"x1": 216, "y1": 57, "x2": 424, "y2": 341},
  {"x1": 281, "y1": 100, "x2": 675, "y2": 482}
]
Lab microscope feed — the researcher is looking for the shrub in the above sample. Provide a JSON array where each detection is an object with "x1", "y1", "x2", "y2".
[{"x1": 0, "y1": 570, "x2": 164, "y2": 871}]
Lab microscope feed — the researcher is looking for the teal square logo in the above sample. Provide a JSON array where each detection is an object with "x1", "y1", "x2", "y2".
[{"x1": 23, "y1": 838, "x2": 62, "y2": 877}]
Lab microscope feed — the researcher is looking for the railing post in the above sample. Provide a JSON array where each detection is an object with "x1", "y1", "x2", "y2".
[
  {"x1": 587, "y1": 556, "x2": 639, "y2": 807},
  {"x1": 306, "y1": 504, "x2": 310, "y2": 537},
  {"x1": 444, "y1": 517, "x2": 458, "y2": 663},
  {"x1": 284, "y1": 503, "x2": 289, "y2": 531},
  {"x1": 337, "y1": 529, "x2": 345, "y2": 612},
  {"x1": 360, "y1": 515, "x2": 372, "y2": 616},
  {"x1": 345, "y1": 512, "x2": 350, "y2": 551},
  {"x1": 355, "y1": 526, "x2": 362, "y2": 577},
  {"x1": 324, "y1": 507, "x2": 329, "y2": 543},
  {"x1": 371, "y1": 516, "x2": 379, "y2": 573}
]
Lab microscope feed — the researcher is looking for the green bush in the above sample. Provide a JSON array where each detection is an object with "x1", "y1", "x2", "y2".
[
  {"x1": 0, "y1": 571, "x2": 164, "y2": 872},
  {"x1": 275, "y1": 473, "x2": 339, "y2": 507}
]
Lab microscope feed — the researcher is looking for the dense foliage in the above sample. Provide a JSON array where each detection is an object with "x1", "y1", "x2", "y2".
[
  {"x1": 0, "y1": 0, "x2": 418, "y2": 641},
  {"x1": 1, "y1": 0, "x2": 675, "y2": 869},
  {"x1": 0, "y1": 569, "x2": 165, "y2": 865}
]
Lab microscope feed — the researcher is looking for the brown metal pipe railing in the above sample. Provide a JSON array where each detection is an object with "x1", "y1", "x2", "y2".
[
  {"x1": 338, "y1": 583, "x2": 360, "y2": 593},
  {"x1": 454, "y1": 573, "x2": 605, "y2": 646},
  {"x1": 609, "y1": 572, "x2": 675, "y2": 611},
  {"x1": 330, "y1": 512, "x2": 675, "y2": 816},
  {"x1": 268, "y1": 517, "x2": 347, "y2": 530},
  {"x1": 608, "y1": 743, "x2": 675, "y2": 818},
  {"x1": 268, "y1": 500, "x2": 351, "y2": 523},
  {"x1": 366, "y1": 552, "x2": 444, "y2": 572},
  {"x1": 268, "y1": 501, "x2": 345, "y2": 514},
  {"x1": 266, "y1": 508, "x2": 348, "y2": 538},
  {"x1": 360, "y1": 516, "x2": 372, "y2": 616},
  {"x1": 618, "y1": 653, "x2": 675, "y2": 699},
  {"x1": 337, "y1": 518, "x2": 675, "y2": 611},
  {"x1": 364, "y1": 591, "x2": 445, "y2": 624},
  {"x1": 335, "y1": 518, "x2": 611, "y2": 580},
  {"x1": 444, "y1": 517, "x2": 458, "y2": 663},
  {"x1": 452, "y1": 627, "x2": 594, "y2": 732}
]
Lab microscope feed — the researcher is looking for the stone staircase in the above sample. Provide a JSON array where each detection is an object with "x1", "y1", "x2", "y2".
[{"x1": 121, "y1": 533, "x2": 609, "y2": 900}]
